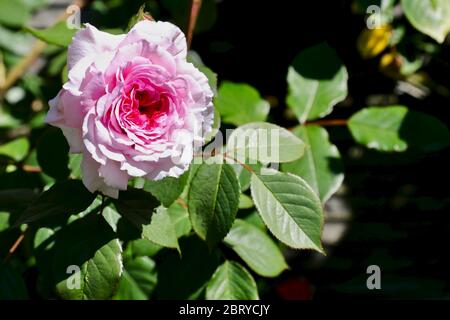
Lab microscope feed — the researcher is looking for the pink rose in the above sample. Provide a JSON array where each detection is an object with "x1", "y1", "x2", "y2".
[{"x1": 46, "y1": 21, "x2": 214, "y2": 198}]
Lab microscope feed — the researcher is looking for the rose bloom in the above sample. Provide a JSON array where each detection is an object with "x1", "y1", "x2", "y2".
[{"x1": 46, "y1": 21, "x2": 214, "y2": 198}]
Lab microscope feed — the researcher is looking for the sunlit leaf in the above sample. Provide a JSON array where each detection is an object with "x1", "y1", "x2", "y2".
[
  {"x1": 287, "y1": 43, "x2": 348, "y2": 123},
  {"x1": 206, "y1": 261, "x2": 259, "y2": 300},
  {"x1": 250, "y1": 169, "x2": 324, "y2": 253}
]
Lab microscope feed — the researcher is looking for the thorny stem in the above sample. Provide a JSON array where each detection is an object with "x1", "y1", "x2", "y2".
[{"x1": 187, "y1": 0, "x2": 202, "y2": 48}]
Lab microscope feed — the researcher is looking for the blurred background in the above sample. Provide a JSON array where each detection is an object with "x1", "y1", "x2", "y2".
[{"x1": 0, "y1": 0, "x2": 449, "y2": 299}]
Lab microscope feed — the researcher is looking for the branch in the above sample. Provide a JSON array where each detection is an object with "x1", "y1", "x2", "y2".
[
  {"x1": 22, "y1": 164, "x2": 42, "y2": 173},
  {"x1": 187, "y1": 0, "x2": 202, "y2": 48},
  {"x1": 305, "y1": 119, "x2": 348, "y2": 127},
  {"x1": 223, "y1": 152, "x2": 255, "y2": 174},
  {"x1": 4, "y1": 229, "x2": 27, "y2": 262}
]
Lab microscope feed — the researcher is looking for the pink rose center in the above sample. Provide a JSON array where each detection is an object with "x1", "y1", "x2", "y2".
[{"x1": 122, "y1": 81, "x2": 171, "y2": 132}]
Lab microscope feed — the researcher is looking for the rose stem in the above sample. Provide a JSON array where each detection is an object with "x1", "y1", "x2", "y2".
[
  {"x1": 305, "y1": 119, "x2": 348, "y2": 127},
  {"x1": 4, "y1": 229, "x2": 27, "y2": 262},
  {"x1": 187, "y1": 0, "x2": 202, "y2": 49}
]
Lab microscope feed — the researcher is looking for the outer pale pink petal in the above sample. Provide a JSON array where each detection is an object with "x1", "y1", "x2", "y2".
[
  {"x1": 81, "y1": 154, "x2": 103, "y2": 193},
  {"x1": 45, "y1": 91, "x2": 65, "y2": 126},
  {"x1": 144, "y1": 156, "x2": 190, "y2": 181},
  {"x1": 61, "y1": 127, "x2": 83, "y2": 153},
  {"x1": 122, "y1": 21, "x2": 187, "y2": 60},
  {"x1": 98, "y1": 184, "x2": 119, "y2": 199},
  {"x1": 68, "y1": 24, "x2": 125, "y2": 70},
  {"x1": 177, "y1": 62, "x2": 214, "y2": 140},
  {"x1": 99, "y1": 160, "x2": 129, "y2": 191},
  {"x1": 81, "y1": 155, "x2": 119, "y2": 198}
]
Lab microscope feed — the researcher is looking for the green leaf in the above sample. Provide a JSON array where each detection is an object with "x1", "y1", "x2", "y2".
[
  {"x1": 51, "y1": 214, "x2": 122, "y2": 300},
  {"x1": 113, "y1": 188, "x2": 159, "y2": 228},
  {"x1": 114, "y1": 256, "x2": 157, "y2": 300},
  {"x1": 25, "y1": 21, "x2": 79, "y2": 47},
  {"x1": 34, "y1": 227, "x2": 55, "y2": 251},
  {"x1": 142, "y1": 206, "x2": 180, "y2": 251},
  {"x1": 0, "y1": 0, "x2": 30, "y2": 27},
  {"x1": 206, "y1": 261, "x2": 259, "y2": 300},
  {"x1": 0, "y1": 107, "x2": 20, "y2": 128},
  {"x1": 231, "y1": 161, "x2": 262, "y2": 192},
  {"x1": 155, "y1": 236, "x2": 220, "y2": 299},
  {"x1": 0, "y1": 263, "x2": 28, "y2": 299},
  {"x1": 0, "y1": 211, "x2": 10, "y2": 231},
  {"x1": 348, "y1": 106, "x2": 408, "y2": 152},
  {"x1": 15, "y1": 180, "x2": 96, "y2": 226},
  {"x1": 0, "y1": 137, "x2": 29, "y2": 162},
  {"x1": 224, "y1": 219, "x2": 288, "y2": 277},
  {"x1": 348, "y1": 106, "x2": 450, "y2": 152},
  {"x1": 250, "y1": 169, "x2": 324, "y2": 253},
  {"x1": 0, "y1": 189, "x2": 37, "y2": 211},
  {"x1": 226, "y1": 122, "x2": 305, "y2": 164},
  {"x1": 37, "y1": 127, "x2": 70, "y2": 180},
  {"x1": 243, "y1": 211, "x2": 266, "y2": 230},
  {"x1": 401, "y1": 0, "x2": 450, "y2": 43},
  {"x1": 127, "y1": 4, "x2": 152, "y2": 31},
  {"x1": 102, "y1": 203, "x2": 121, "y2": 232},
  {"x1": 166, "y1": 202, "x2": 191, "y2": 238},
  {"x1": 129, "y1": 239, "x2": 162, "y2": 258},
  {"x1": 287, "y1": 43, "x2": 348, "y2": 123},
  {"x1": 143, "y1": 171, "x2": 188, "y2": 207},
  {"x1": 68, "y1": 153, "x2": 82, "y2": 179},
  {"x1": 282, "y1": 125, "x2": 344, "y2": 202},
  {"x1": 188, "y1": 163, "x2": 240, "y2": 247},
  {"x1": 215, "y1": 82, "x2": 270, "y2": 126},
  {"x1": 238, "y1": 194, "x2": 254, "y2": 209}
]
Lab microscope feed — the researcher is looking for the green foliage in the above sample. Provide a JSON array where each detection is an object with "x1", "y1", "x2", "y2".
[
  {"x1": 348, "y1": 106, "x2": 450, "y2": 152},
  {"x1": 0, "y1": 0, "x2": 30, "y2": 28},
  {"x1": 224, "y1": 219, "x2": 288, "y2": 277},
  {"x1": 14, "y1": 180, "x2": 96, "y2": 227},
  {"x1": 188, "y1": 163, "x2": 240, "y2": 248},
  {"x1": 401, "y1": 0, "x2": 450, "y2": 43},
  {"x1": 282, "y1": 125, "x2": 344, "y2": 202},
  {"x1": 1, "y1": 0, "x2": 449, "y2": 301},
  {"x1": 143, "y1": 171, "x2": 188, "y2": 207},
  {"x1": 206, "y1": 261, "x2": 259, "y2": 300},
  {"x1": 37, "y1": 127, "x2": 70, "y2": 180},
  {"x1": 155, "y1": 236, "x2": 220, "y2": 299},
  {"x1": 25, "y1": 21, "x2": 79, "y2": 47},
  {"x1": 114, "y1": 256, "x2": 157, "y2": 300},
  {"x1": 113, "y1": 188, "x2": 159, "y2": 228},
  {"x1": 251, "y1": 169, "x2": 324, "y2": 253},
  {"x1": 287, "y1": 43, "x2": 348, "y2": 123},
  {"x1": 142, "y1": 206, "x2": 181, "y2": 252},
  {"x1": 227, "y1": 122, "x2": 305, "y2": 164},
  {"x1": 215, "y1": 82, "x2": 270, "y2": 126},
  {"x1": 0, "y1": 137, "x2": 29, "y2": 162},
  {"x1": 49, "y1": 214, "x2": 122, "y2": 300}
]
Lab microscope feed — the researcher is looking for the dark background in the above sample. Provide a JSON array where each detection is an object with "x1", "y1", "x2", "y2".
[{"x1": 192, "y1": 0, "x2": 450, "y2": 299}]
